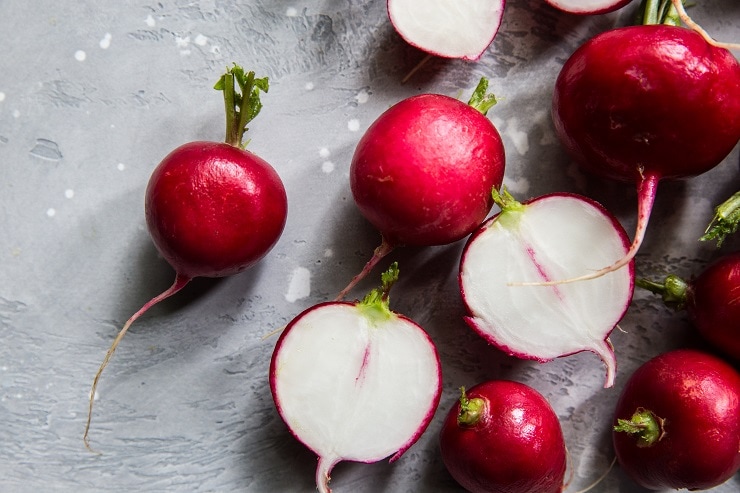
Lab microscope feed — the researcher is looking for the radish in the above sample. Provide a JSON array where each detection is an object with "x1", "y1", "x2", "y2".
[
  {"x1": 439, "y1": 381, "x2": 567, "y2": 493},
  {"x1": 270, "y1": 263, "x2": 442, "y2": 493},
  {"x1": 612, "y1": 348, "x2": 740, "y2": 490},
  {"x1": 83, "y1": 65, "x2": 288, "y2": 450},
  {"x1": 387, "y1": 0, "x2": 506, "y2": 61},
  {"x1": 544, "y1": 0, "x2": 633, "y2": 15},
  {"x1": 338, "y1": 78, "x2": 505, "y2": 300},
  {"x1": 459, "y1": 188, "x2": 634, "y2": 388},
  {"x1": 549, "y1": 0, "x2": 740, "y2": 284},
  {"x1": 636, "y1": 251, "x2": 740, "y2": 361},
  {"x1": 702, "y1": 190, "x2": 740, "y2": 247}
]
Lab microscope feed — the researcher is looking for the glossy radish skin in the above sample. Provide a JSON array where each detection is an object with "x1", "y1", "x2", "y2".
[
  {"x1": 84, "y1": 66, "x2": 287, "y2": 451},
  {"x1": 544, "y1": 0, "x2": 633, "y2": 15},
  {"x1": 459, "y1": 189, "x2": 633, "y2": 387},
  {"x1": 613, "y1": 349, "x2": 740, "y2": 490},
  {"x1": 637, "y1": 252, "x2": 740, "y2": 361},
  {"x1": 387, "y1": 0, "x2": 506, "y2": 60},
  {"x1": 270, "y1": 264, "x2": 442, "y2": 493},
  {"x1": 337, "y1": 79, "x2": 505, "y2": 300},
  {"x1": 439, "y1": 381, "x2": 567, "y2": 493}
]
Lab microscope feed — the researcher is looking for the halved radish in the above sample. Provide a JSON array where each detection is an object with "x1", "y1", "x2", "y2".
[
  {"x1": 459, "y1": 189, "x2": 634, "y2": 388},
  {"x1": 387, "y1": 0, "x2": 506, "y2": 60},
  {"x1": 270, "y1": 263, "x2": 442, "y2": 493},
  {"x1": 544, "y1": 0, "x2": 633, "y2": 15}
]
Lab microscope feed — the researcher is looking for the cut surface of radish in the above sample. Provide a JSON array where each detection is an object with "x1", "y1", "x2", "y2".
[
  {"x1": 270, "y1": 264, "x2": 442, "y2": 493},
  {"x1": 387, "y1": 0, "x2": 506, "y2": 60},
  {"x1": 544, "y1": 0, "x2": 632, "y2": 15},
  {"x1": 459, "y1": 190, "x2": 633, "y2": 388}
]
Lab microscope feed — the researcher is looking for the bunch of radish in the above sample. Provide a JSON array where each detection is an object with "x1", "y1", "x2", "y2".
[
  {"x1": 270, "y1": 263, "x2": 441, "y2": 493},
  {"x1": 83, "y1": 65, "x2": 288, "y2": 451},
  {"x1": 337, "y1": 78, "x2": 505, "y2": 300}
]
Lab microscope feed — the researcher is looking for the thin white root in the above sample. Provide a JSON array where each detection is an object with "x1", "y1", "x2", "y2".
[
  {"x1": 401, "y1": 54, "x2": 433, "y2": 84},
  {"x1": 671, "y1": 0, "x2": 740, "y2": 51}
]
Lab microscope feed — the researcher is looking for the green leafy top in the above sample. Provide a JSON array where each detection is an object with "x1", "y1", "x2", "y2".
[
  {"x1": 701, "y1": 191, "x2": 740, "y2": 248},
  {"x1": 358, "y1": 262, "x2": 400, "y2": 324},
  {"x1": 214, "y1": 64, "x2": 269, "y2": 149},
  {"x1": 467, "y1": 77, "x2": 498, "y2": 116},
  {"x1": 636, "y1": 0, "x2": 681, "y2": 26}
]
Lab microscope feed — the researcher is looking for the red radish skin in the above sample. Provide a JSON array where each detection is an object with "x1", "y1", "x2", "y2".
[
  {"x1": 544, "y1": 0, "x2": 633, "y2": 15},
  {"x1": 270, "y1": 263, "x2": 442, "y2": 493},
  {"x1": 439, "y1": 381, "x2": 567, "y2": 493},
  {"x1": 83, "y1": 66, "x2": 288, "y2": 451},
  {"x1": 338, "y1": 78, "x2": 505, "y2": 300},
  {"x1": 637, "y1": 252, "x2": 740, "y2": 361},
  {"x1": 549, "y1": 2, "x2": 740, "y2": 284},
  {"x1": 612, "y1": 349, "x2": 740, "y2": 490}
]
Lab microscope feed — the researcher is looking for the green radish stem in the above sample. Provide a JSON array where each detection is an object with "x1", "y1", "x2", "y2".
[
  {"x1": 614, "y1": 407, "x2": 666, "y2": 448},
  {"x1": 456, "y1": 387, "x2": 486, "y2": 427},
  {"x1": 701, "y1": 191, "x2": 740, "y2": 247},
  {"x1": 635, "y1": 275, "x2": 689, "y2": 309},
  {"x1": 214, "y1": 64, "x2": 269, "y2": 148}
]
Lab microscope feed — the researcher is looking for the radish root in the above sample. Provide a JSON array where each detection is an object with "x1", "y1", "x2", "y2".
[
  {"x1": 335, "y1": 238, "x2": 395, "y2": 301},
  {"x1": 671, "y1": 0, "x2": 740, "y2": 51}
]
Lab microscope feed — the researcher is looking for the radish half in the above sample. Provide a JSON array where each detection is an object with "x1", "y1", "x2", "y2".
[
  {"x1": 387, "y1": 0, "x2": 506, "y2": 60},
  {"x1": 459, "y1": 189, "x2": 634, "y2": 388},
  {"x1": 544, "y1": 0, "x2": 633, "y2": 15},
  {"x1": 270, "y1": 263, "x2": 442, "y2": 493}
]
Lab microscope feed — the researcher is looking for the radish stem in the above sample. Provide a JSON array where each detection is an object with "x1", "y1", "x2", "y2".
[
  {"x1": 701, "y1": 191, "x2": 740, "y2": 247},
  {"x1": 215, "y1": 64, "x2": 269, "y2": 148},
  {"x1": 614, "y1": 407, "x2": 666, "y2": 448},
  {"x1": 457, "y1": 387, "x2": 485, "y2": 427}
]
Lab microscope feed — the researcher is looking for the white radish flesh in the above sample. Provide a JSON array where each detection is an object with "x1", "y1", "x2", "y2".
[
  {"x1": 387, "y1": 0, "x2": 506, "y2": 60},
  {"x1": 459, "y1": 190, "x2": 634, "y2": 388}
]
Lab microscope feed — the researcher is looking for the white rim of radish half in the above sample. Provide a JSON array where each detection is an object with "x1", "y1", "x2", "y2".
[
  {"x1": 270, "y1": 301, "x2": 442, "y2": 493},
  {"x1": 387, "y1": 0, "x2": 506, "y2": 60},
  {"x1": 459, "y1": 193, "x2": 634, "y2": 388},
  {"x1": 544, "y1": 0, "x2": 632, "y2": 15}
]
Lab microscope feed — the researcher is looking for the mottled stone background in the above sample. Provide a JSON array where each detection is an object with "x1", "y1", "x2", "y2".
[{"x1": 1, "y1": 0, "x2": 739, "y2": 491}]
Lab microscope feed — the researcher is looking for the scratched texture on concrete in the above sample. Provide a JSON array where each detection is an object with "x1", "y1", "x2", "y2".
[{"x1": 1, "y1": 0, "x2": 739, "y2": 492}]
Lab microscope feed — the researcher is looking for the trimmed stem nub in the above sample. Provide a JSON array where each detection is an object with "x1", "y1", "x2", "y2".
[
  {"x1": 214, "y1": 64, "x2": 269, "y2": 149},
  {"x1": 357, "y1": 262, "x2": 400, "y2": 323},
  {"x1": 614, "y1": 407, "x2": 666, "y2": 448},
  {"x1": 635, "y1": 274, "x2": 688, "y2": 309},
  {"x1": 467, "y1": 77, "x2": 498, "y2": 116},
  {"x1": 457, "y1": 387, "x2": 485, "y2": 427},
  {"x1": 701, "y1": 191, "x2": 740, "y2": 247}
]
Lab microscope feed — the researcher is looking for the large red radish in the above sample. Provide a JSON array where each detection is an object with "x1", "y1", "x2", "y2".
[
  {"x1": 83, "y1": 65, "x2": 288, "y2": 451},
  {"x1": 544, "y1": 0, "x2": 633, "y2": 15},
  {"x1": 636, "y1": 251, "x2": 740, "y2": 361},
  {"x1": 459, "y1": 188, "x2": 633, "y2": 388},
  {"x1": 338, "y1": 78, "x2": 505, "y2": 300},
  {"x1": 549, "y1": 0, "x2": 740, "y2": 284},
  {"x1": 387, "y1": 0, "x2": 506, "y2": 61},
  {"x1": 439, "y1": 381, "x2": 567, "y2": 493},
  {"x1": 612, "y1": 349, "x2": 740, "y2": 490},
  {"x1": 270, "y1": 263, "x2": 442, "y2": 493}
]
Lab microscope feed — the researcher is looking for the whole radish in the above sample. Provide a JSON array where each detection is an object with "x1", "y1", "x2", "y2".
[
  {"x1": 270, "y1": 263, "x2": 441, "y2": 493},
  {"x1": 544, "y1": 0, "x2": 633, "y2": 15},
  {"x1": 613, "y1": 349, "x2": 740, "y2": 490},
  {"x1": 636, "y1": 251, "x2": 740, "y2": 361},
  {"x1": 549, "y1": 0, "x2": 740, "y2": 283},
  {"x1": 387, "y1": 0, "x2": 506, "y2": 61},
  {"x1": 84, "y1": 65, "x2": 288, "y2": 451},
  {"x1": 459, "y1": 188, "x2": 633, "y2": 388},
  {"x1": 338, "y1": 78, "x2": 505, "y2": 300},
  {"x1": 439, "y1": 381, "x2": 567, "y2": 493}
]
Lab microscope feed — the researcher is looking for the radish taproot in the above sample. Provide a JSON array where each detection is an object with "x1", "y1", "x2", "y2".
[
  {"x1": 702, "y1": 190, "x2": 740, "y2": 247},
  {"x1": 439, "y1": 381, "x2": 567, "y2": 493},
  {"x1": 338, "y1": 78, "x2": 505, "y2": 300},
  {"x1": 613, "y1": 349, "x2": 740, "y2": 490},
  {"x1": 270, "y1": 263, "x2": 442, "y2": 493},
  {"x1": 636, "y1": 251, "x2": 740, "y2": 361},
  {"x1": 550, "y1": 0, "x2": 740, "y2": 283},
  {"x1": 544, "y1": 0, "x2": 633, "y2": 15},
  {"x1": 459, "y1": 188, "x2": 633, "y2": 388},
  {"x1": 83, "y1": 65, "x2": 288, "y2": 451},
  {"x1": 387, "y1": 0, "x2": 506, "y2": 61}
]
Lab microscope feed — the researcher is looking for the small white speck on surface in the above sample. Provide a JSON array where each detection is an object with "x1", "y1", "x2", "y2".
[
  {"x1": 286, "y1": 7, "x2": 298, "y2": 16},
  {"x1": 75, "y1": 50, "x2": 86, "y2": 61},
  {"x1": 145, "y1": 14, "x2": 156, "y2": 27},
  {"x1": 12, "y1": 109, "x2": 20, "y2": 118},
  {"x1": 506, "y1": 118, "x2": 529, "y2": 156},
  {"x1": 305, "y1": 82, "x2": 315, "y2": 91},
  {"x1": 322, "y1": 161, "x2": 335, "y2": 173},
  {"x1": 355, "y1": 89, "x2": 370, "y2": 104},
  {"x1": 117, "y1": 163, "x2": 126, "y2": 171},
  {"x1": 319, "y1": 147, "x2": 330, "y2": 158},
  {"x1": 348, "y1": 119, "x2": 360, "y2": 132},
  {"x1": 46, "y1": 208, "x2": 56, "y2": 218},
  {"x1": 176, "y1": 36, "x2": 190, "y2": 48},
  {"x1": 99, "y1": 33, "x2": 112, "y2": 49},
  {"x1": 64, "y1": 189, "x2": 74, "y2": 199},
  {"x1": 324, "y1": 248, "x2": 334, "y2": 258},
  {"x1": 0, "y1": 92, "x2": 5, "y2": 102},
  {"x1": 194, "y1": 34, "x2": 208, "y2": 46},
  {"x1": 285, "y1": 267, "x2": 311, "y2": 302}
]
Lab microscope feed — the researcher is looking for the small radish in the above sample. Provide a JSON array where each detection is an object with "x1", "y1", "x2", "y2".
[
  {"x1": 702, "y1": 190, "x2": 740, "y2": 247},
  {"x1": 636, "y1": 251, "x2": 740, "y2": 361},
  {"x1": 270, "y1": 263, "x2": 442, "y2": 493},
  {"x1": 612, "y1": 348, "x2": 740, "y2": 490},
  {"x1": 387, "y1": 0, "x2": 506, "y2": 61},
  {"x1": 544, "y1": 0, "x2": 633, "y2": 15},
  {"x1": 338, "y1": 78, "x2": 505, "y2": 300},
  {"x1": 439, "y1": 381, "x2": 567, "y2": 493},
  {"x1": 459, "y1": 188, "x2": 633, "y2": 388},
  {"x1": 84, "y1": 65, "x2": 288, "y2": 450},
  {"x1": 550, "y1": 0, "x2": 740, "y2": 283}
]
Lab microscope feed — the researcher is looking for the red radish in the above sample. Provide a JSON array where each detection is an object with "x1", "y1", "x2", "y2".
[
  {"x1": 612, "y1": 349, "x2": 740, "y2": 490},
  {"x1": 544, "y1": 0, "x2": 632, "y2": 15},
  {"x1": 83, "y1": 65, "x2": 288, "y2": 451},
  {"x1": 387, "y1": 0, "x2": 506, "y2": 60},
  {"x1": 439, "y1": 381, "x2": 567, "y2": 493},
  {"x1": 702, "y1": 190, "x2": 740, "y2": 247},
  {"x1": 270, "y1": 263, "x2": 441, "y2": 493},
  {"x1": 636, "y1": 252, "x2": 740, "y2": 361},
  {"x1": 459, "y1": 188, "x2": 633, "y2": 388},
  {"x1": 338, "y1": 78, "x2": 505, "y2": 300},
  {"x1": 549, "y1": 0, "x2": 740, "y2": 284}
]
